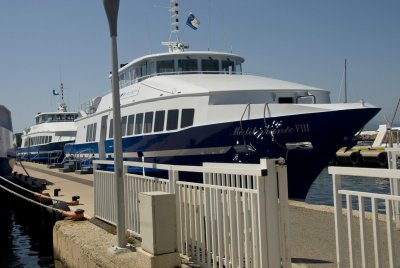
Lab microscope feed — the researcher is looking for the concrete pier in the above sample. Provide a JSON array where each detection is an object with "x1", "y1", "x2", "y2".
[{"x1": 12, "y1": 162, "x2": 400, "y2": 267}]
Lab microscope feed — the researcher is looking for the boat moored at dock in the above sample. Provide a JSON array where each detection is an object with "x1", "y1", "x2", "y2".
[
  {"x1": 0, "y1": 105, "x2": 15, "y2": 176},
  {"x1": 17, "y1": 83, "x2": 79, "y2": 164},
  {"x1": 65, "y1": 2, "x2": 380, "y2": 199}
]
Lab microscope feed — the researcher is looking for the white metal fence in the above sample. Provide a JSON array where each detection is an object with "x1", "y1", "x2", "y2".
[
  {"x1": 387, "y1": 148, "x2": 400, "y2": 227},
  {"x1": 329, "y1": 166, "x2": 400, "y2": 268},
  {"x1": 93, "y1": 158, "x2": 290, "y2": 268}
]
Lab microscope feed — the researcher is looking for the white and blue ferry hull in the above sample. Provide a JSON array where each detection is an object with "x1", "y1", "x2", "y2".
[
  {"x1": 0, "y1": 105, "x2": 14, "y2": 176},
  {"x1": 65, "y1": 106, "x2": 379, "y2": 199}
]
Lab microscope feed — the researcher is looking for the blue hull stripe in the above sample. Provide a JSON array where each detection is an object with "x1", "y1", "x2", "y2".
[{"x1": 65, "y1": 108, "x2": 379, "y2": 199}]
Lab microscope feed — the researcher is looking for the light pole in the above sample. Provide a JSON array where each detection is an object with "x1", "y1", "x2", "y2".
[{"x1": 103, "y1": 0, "x2": 126, "y2": 249}]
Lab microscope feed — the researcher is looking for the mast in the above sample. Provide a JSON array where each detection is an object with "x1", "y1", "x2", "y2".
[
  {"x1": 344, "y1": 59, "x2": 347, "y2": 103},
  {"x1": 162, "y1": 0, "x2": 188, "y2": 52},
  {"x1": 57, "y1": 83, "x2": 67, "y2": 112}
]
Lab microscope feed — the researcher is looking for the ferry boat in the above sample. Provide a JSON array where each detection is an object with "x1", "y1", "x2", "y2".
[
  {"x1": 0, "y1": 105, "x2": 15, "y2": 176},
  {"x1": 65, "y1": 2, "x2": 380, "y2": 199},
  {"x1": 17, "y1": 83, "x2": 79, "y2": 164}
]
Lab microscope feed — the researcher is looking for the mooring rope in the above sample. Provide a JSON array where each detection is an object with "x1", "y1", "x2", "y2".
[
  {"x1": 0, "y1": 178, "x2": 64, "y2": 214},
  {"x1": 0, "y1": 175, "x2": 84, "y2": 218},
  {"x1": 0, "y1": 173, "x2": 77, "y2": 205}
]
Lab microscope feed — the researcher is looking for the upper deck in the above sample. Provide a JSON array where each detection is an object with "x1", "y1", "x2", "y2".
[
  {"x1": 35, "y1": 112, "x2": 79, "y2": 125},
  {"x1": 117, "y1": 50, "x2": 245, "y2": 89}
]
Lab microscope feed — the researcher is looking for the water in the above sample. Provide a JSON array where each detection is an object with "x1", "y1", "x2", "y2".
[
  {"x1": 306, "y1": 167, "x2": 391, "y2": 212},
  {"x1": 0, "y1": 191, "x2": 54, "y2": 268},
  {"x1": 0, "y1": 167, "x2": 391, "y2": 267}
]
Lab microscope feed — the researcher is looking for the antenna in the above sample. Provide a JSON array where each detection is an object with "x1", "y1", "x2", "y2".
[
  {"x1": 57, "y1": 83, "x2": 67, "y2": 112},
  {"x1": 169, "y1": 0, "x2": 180, "y2": 42},
  {"x1": 162, "y1": 0, "x2": 188, "y2": 52}
]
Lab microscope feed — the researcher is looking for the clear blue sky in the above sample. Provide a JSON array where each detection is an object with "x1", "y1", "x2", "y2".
[{"x1": 1, "y1": 1, "x2": 399, "y2": 132}]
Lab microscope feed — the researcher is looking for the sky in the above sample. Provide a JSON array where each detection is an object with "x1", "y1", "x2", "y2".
[{"x1": 1, "y1": 0, "x2": 399, "y2": 132}]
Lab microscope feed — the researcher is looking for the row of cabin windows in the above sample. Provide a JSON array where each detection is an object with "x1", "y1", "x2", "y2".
[
  {"x1": 36, "y1": 113, "x2": 78, "y2": 124},
  {"x1": 119, "y1": 58, "x2": 242, "y2": 88},
  {"x1": 24, "y1": 136, "x2": 52, "y2": 147},
  {"x1": 107, "y1": 109, "x2": 195, "y2": 139}
]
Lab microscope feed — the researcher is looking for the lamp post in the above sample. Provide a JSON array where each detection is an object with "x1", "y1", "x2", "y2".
[{"x1": 103, "y1": 0, "x2": 126, "y2": 248}]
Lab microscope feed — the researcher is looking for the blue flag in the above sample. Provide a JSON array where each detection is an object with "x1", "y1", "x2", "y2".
[
  {"x1": 52, "y1": 89, "x2": 59, "y2": 96},
  {"x1": 186, "y1": 13, "x2": 200, "y2": 30}
]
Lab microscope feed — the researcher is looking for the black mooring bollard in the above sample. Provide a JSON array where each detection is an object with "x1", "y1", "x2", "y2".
[{"x1": 54, "y1": 188, "x2": 61, "y2": 196}]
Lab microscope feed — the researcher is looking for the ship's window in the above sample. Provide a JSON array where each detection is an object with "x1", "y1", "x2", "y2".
[
  {"x1": 297, "y1": 95, "x2": 316, "y2": 104},
  {"x1": 201, "y1": 59, "x2": 219, "y2": 73},
  {"x1": 127, "y1": 114, "x2": 135, "y2": 135},
  {"x1": 178, "y1": 59, "x2": 198, "y2": 73},
  {"x1": 92, "y1": 123, "x2": 97, "y2": 142},
  {"x1": 235, "y1": 63, "x2": 242, "y2": 73},
  {"x1": 87, "y1": 123, "x2": 97, "y2": 142},
  {"x1": 148, "y1": 62, "x2": 156, "y2": 76},
  {"x1": 278, "y1": 97, "x2": 293, "y2": 104},
  {"x1": 86, "y1": 124, "x2": 90, "y2": 142},
  {"x1": 154, "y1": 111, "x2": 165, "y2": 132},
  {"x1": 157, "y1": 60, "x2": 174, "y2": 74},
  {"x1": 166, "y1": 109, "x2": 179, "y2": 130},
  {"x1": 121, "y1": 116, "x2": 127, "y2": 136},
  {"x1": 141, "y1": 64, "x2": 147, "y2": 78},
  {"x1": 109, "y1": 119, "x2": 114, "y2": 139},
  {"x1": 49, "y1": 136, "x2": 52, "y2": 143},
  {"x1": 181, "y1": 109, "x2": 195, "y2": 128},
  {"x1": 45, "y1": 136, "x2": 48, "y2": 144},
  {"x1": 36, "y1": 117, "x2": 39, "y2": 124},
  {"x1": 135, "y1": 113, "x2": 144, "y2": 134},
  {"x1": 143, "y1": 112, "x2": 154, "y2": 133},
  {"x1": 222, "y1": 60, "x2": 234, "y2": 73}
]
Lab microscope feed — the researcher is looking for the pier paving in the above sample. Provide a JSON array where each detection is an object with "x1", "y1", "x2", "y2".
[{"x1": 11, "y1": 162, "x2": 400, "y2": 267}]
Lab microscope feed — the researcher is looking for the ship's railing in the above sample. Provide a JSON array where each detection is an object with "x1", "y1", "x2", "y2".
[
  {"x1": 93, "y1": 158, "x2": 290, "y2": 268},
  {"x1": 329, "y1": 166, "x2": 400, "y2": 268}
]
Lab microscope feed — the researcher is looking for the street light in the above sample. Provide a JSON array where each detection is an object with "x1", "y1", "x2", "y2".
[{"x1": 103, "y1": 0, "x2": 126, "y2": 249}]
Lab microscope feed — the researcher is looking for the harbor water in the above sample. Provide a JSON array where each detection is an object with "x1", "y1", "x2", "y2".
[{"x1": 0, "y1": 167, "x2": 391, "y2": 267}]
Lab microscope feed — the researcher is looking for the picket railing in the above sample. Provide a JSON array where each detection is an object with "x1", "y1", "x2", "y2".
[
  {"x1": 329, "y1": 166, "x2": 400, "y2": 268},
  {"x1": 93, "y1": 158, "x2": 290, "y2": 268}
]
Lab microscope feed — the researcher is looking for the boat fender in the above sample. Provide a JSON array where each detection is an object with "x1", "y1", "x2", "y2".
[
  {"x1": 350, "y1": 151, "x2": 362, "y2": 166},
  {"x1": 378, "y1": 152, "x2": 388, "y2": 167}
]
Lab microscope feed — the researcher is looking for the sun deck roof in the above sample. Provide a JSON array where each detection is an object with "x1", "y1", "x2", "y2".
[{"x1": 118, "y1": 51, "x2": 245, "y2": 89}]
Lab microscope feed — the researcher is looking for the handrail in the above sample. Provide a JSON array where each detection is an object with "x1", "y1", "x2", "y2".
[{"x1": 239, "y1": 103, "x2": 251, "y2": 145}]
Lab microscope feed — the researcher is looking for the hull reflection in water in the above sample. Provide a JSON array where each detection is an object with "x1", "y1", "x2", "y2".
[{"x1": 0, "y1": 191, "x2": 54, "y2": 267}]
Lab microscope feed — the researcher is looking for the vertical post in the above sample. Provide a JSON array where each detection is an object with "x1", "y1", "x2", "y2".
[
  {"x1": 257, "y1": 158, "x2": 281, "y2": 267},
  {"x1": 388, "y1": 149, "x2": 400, "y2": 228},
  {"x1": 276, "y1": 159, "x2": 291, "y2": 268},
  {"x1": 333, "y1": 173, "x2": 344, "y2": 267},
  {"x1": 103, "y1": 0, "x2": 126, "y2": 248}
]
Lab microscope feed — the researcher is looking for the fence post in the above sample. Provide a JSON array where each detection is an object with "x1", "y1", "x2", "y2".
[
  {"x1": 276, "y1": 159, "x2": 291, "y2": 268},
  {"x1": 387, "y1": 149, "x2": 400, "y2": 228},
  {"x1": 333, "y1": 173, "x2": 345, "y2": 267},
  {"x1": 257, "y1": 158, "x2": 281, "y2": 267}
]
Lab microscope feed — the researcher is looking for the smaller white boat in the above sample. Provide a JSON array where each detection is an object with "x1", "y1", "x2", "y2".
[
  {"x1": 0, "y1": 105, "x2": 15, "y2": 176},
  {"x1": 17, "y1": 83, "x2": 79, "y2": 164}
]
